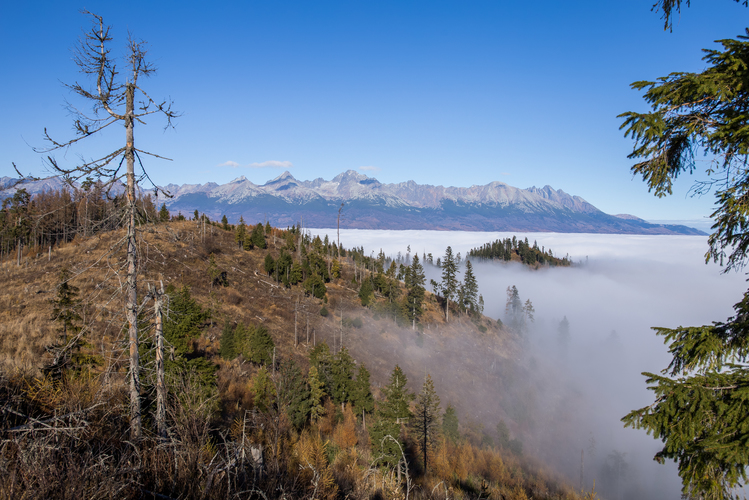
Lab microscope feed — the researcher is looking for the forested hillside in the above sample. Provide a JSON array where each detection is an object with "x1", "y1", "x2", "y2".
[{"x1": 0, "y1": 195, "x2": 595, "y2": 499}]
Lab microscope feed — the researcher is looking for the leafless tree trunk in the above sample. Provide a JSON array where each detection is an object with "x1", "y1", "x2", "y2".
[
  {"x1": 124, "y1": 83, "x2": 142, "y2": 439},
  {"x1": 34, "y1": 12, "x2": 177, "y2": 441},
  {"x1": 153, "y1": 282, "x2": 167, "y2": 440}
]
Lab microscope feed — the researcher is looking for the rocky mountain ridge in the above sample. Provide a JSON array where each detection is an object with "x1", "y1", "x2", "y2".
[{"x1": 1, "y1": 172, "x2": 705, "y2": 235}]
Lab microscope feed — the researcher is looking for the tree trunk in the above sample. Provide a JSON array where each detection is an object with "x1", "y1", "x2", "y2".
[
  {"x1": 423, "y1": 413, "x2": 427, "y2": 473},
  {"x1": 125, "y1": 82, "x2": 142, "y2": 441},
  {"x1": 154, "y1": 283, "x2": 167, "y2": 440}
]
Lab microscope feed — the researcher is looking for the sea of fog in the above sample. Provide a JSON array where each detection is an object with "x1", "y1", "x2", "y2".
[{"x1": 310, "y1": 229, "x2": 748, "y2": 499}]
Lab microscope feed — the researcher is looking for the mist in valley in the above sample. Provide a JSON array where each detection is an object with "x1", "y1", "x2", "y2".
[{"x1": 312, "y1": 228, "x2": 748, "y2": 499}]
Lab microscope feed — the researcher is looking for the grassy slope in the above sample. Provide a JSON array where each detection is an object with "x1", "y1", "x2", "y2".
[{"x1": 0, "y1": 219, "x2": 590, "y2": 499}]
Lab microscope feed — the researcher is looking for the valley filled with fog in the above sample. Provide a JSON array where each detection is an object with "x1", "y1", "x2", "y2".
[{"x1": 311, "y1": 229, "x2": 748, "y2": 499}]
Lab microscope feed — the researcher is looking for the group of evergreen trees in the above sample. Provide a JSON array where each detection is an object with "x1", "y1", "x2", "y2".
[
  {"x1": 220, "y1": 320, "x2": 275, "y2": 365},
  {"x1": 504, "y1": 285, "x2": 534, "y2": 333},
  {"x1": 468, "y1": 236, "x2": 570, "y2": 267},
  {"x1": 234, "y1": 216, "x2": 269, "y2": 251},
  {"x1": 430, "y1": 246, "x2": 484, "y2": 321}
]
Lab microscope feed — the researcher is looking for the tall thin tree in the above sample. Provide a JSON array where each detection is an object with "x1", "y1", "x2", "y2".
[
  {"x1": 440, "y1": 246, "x2": 459, "y2": 322},
  {"x1": 34, "y1": 12, "x2": 178, "y2": 440},
  {"x1": 412, "y1": 374, "x2": 441, "y2": 472}
]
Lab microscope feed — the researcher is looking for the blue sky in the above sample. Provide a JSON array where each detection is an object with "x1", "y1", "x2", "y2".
[{"x1": 2, "y1": 0, "x2": 747, "y2": 221}]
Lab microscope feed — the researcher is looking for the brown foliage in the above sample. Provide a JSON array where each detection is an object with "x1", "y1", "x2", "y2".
[
  {"x1": 291, "y1": 431, "x2": 338, "y2": 500},
  {"x1": 332, "y1": 403, "x2": 358, "y2": 449}
]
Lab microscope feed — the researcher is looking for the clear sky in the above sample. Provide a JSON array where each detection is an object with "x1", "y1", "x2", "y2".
[{"x1": 2, "y1": 0, "x2": 747, "y2": 221}]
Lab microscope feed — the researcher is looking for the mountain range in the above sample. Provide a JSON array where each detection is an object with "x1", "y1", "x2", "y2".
[
  {"x1": 2, "y1": 171, "x2": 705, "y2": 235},
  {"x1": 160, "y1": 170, "x2": 704, "y2": 234}
]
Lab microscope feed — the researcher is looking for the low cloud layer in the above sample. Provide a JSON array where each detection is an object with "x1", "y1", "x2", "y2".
[{"x1": 309, "y1": 228, "x2": 748, "y2": 498}]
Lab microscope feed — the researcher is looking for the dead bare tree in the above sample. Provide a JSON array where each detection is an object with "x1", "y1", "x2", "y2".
[
  {"x1": 151, "y1": 282, "x2": 167, "y2": 440},
  {"x1": 34, "y1": 11, "x2": 178, "y2": 440}
]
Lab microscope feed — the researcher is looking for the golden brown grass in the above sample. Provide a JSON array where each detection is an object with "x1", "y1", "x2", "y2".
[{"x1": 0, "y1": 220, "x2": 596, "y2": 499}]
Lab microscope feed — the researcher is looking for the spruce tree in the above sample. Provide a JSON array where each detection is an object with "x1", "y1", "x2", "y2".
[
  {"x1": 244, "y1": 324, "x2": 275, "y2": 366},
  {"x1": 440, "y1": 246, "x2": 459, "y2": 322},
  {"x1": 461, "y1": 259, "x2": 479, "y2": 315},
  {"x1": 411, "y1": 374, "x2": 441, "y2": 472},
  {"x1": 47, "y1": 268, "x2": 93, "y2": 376},
  {"x1": 220, "y1": 320, "x2": 237, "y2": 360},
  {"x1": 380, "y1": 365, "x2": 414, "y2": 424},
  {"x1": 331, "y1": 347, "x2": 355, "y2": 405},
  {"x1": 442, "y1": 404, "x2": 459, "y2": 443},
  {"x1": 523, "y1": 299, "x2": 535, "y2": 325},
  {"x1": 159, "y1": 203, "x2": 170, "y2": 223},
  {"x1": 303, "y1": 273, "x2": 327, "y2": 300},
  {"x1": 50, "y1": 268, "x2": 82, "y2": 346},
  {"x1": 403, "y1": 254, "x2": 426, "y2": 329},
  {"x1": 277, "y1": 359, "x2": 311, "y2": 430},
  {"x1": 370, "y1": 367, "x2": 411, "y2": 470},
  {"x1": 235, "y1": 218, "x2": 247, "y2": 249},
  {"x1": 620, "y1": 23, "x2": 749, "y2": 498},
  {"x1": 505, "y1": 285, "x2": 522, "y2": 330},
  {"x1": 359, "y1": 277, "x2": 373, "y2": 307},
  {"x1": 368, "y1": 415, "x2": 402, "y2": 469},
  {"x1": 308, "y1": 365, "x2": 326, "y2": 423},
  {"x1": 251, "y1": 223, "x2": 267, "y2": 249},
  {"x1": 310, "y1": 342, "x2": 334, "y2": 395},
  {"x1": 162, "y1": 285, "x2": 216, "y2": 395},
  {"x1": 352, "y1": 363, "x2": 375, "y2": 415},
  {"x1": 264, "y1": 253, "x2": 275, "y2": 277}
]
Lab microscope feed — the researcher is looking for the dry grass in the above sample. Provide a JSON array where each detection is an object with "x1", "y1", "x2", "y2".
[
  {"x1": 0, "y1": 217, "x2": 521, "y2": 425},
  {"x1": 0, "y1": 220, "x2": 591, "y2": 499}
]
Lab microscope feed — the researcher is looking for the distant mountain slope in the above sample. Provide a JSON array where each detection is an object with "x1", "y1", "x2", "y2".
[
  {"x1": 160, "y1": 171, "x2": 705, "y2": 235},
  {"x1": 1, "y1": 172, "x2": 705, "y2": 234}
]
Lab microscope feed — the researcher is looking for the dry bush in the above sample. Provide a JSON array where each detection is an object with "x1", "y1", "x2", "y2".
[
  {"x1": 291, "y1": 430, "x2": 338, "y2": 500},
  {"x1": 225, "y1": 289, "x2": 243, "y2": 306},
  {"x1": 318, "y1": 399, "x2": 338, "y2": 437},
  {"x1": 199, "y1": 235, "x2": 224, "y2": 258},
  {"x1": 216, "y1": 363, "x2": 254, "y2": 422},
  {"x1": 432, "y1": 438, "x2": 453, "y2": 480},
  {"x1": 331, "y1": 403, "x2": 358, "y2": 449},
  {"x1": 330, "y1": 447, "x2": 362, "y2": 498}
]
